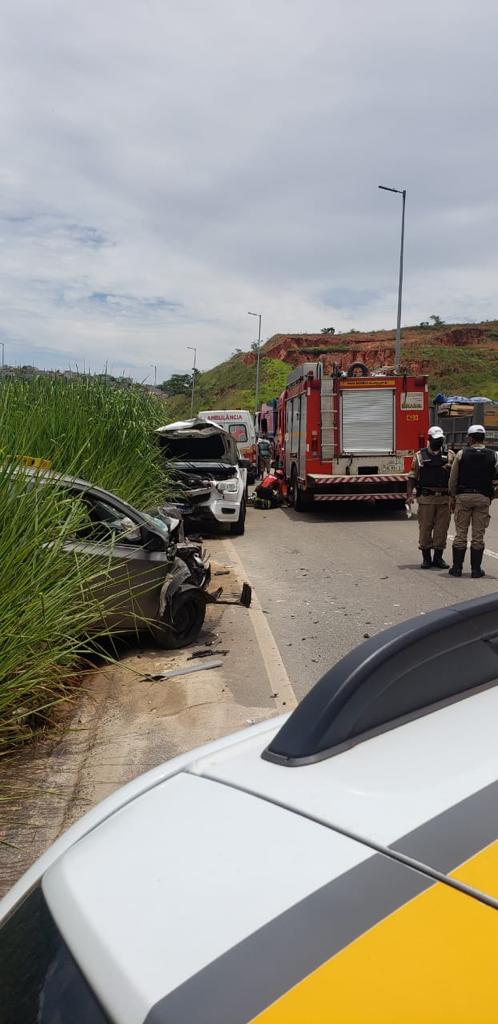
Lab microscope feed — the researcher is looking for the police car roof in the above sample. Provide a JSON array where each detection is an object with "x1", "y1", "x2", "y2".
[{"x1": 2, "y1": 597, "x2": 498, "y2": 1022}]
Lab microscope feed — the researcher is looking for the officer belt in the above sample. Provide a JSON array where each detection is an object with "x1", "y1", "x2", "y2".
[{"x1": 420, "y1": 488, "x2": 448, "y2": 497}]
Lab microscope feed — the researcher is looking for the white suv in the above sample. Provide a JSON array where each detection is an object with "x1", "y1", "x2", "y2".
[{"x1": 156, "y1": 419, "x2": 247, "y2": 535}]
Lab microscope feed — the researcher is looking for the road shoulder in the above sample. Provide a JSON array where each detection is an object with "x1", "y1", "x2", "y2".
[{"x1": 0, "y1": 538, "x2": 293, "y2": 896}]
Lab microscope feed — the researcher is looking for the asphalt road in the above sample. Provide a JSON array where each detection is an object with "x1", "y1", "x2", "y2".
[{"x1": 236, "y1": 501, "x2": 498, "y2": 703}]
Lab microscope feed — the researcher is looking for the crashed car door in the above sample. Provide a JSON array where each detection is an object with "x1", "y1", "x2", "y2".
[{"x1": 63, "y1": 491, "x2": 172, "y2": 631}]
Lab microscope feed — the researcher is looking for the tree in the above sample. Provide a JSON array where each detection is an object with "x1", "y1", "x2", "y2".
[
  {"x1": 159, "y1": 370, "x2": 199, "y2": 396},
  {"x1": 321, "y1": 327, "x2": 336, "y2": 335},
  {"x1": 429, "y1": 314, "x2": 445, "y2": 328}
]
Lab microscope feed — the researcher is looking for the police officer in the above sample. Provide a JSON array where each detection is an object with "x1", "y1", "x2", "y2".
[
  {"x1": 448, "y1": 425, "x2": 498, "y2": 578},
  {"x1": 407, "y1": 426, "x2": 454, "y2": 569}
]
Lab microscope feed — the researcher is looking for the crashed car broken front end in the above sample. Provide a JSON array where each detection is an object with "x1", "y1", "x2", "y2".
[{"x1": 155, "y1": 420, "x2": 247, "y2": 533}]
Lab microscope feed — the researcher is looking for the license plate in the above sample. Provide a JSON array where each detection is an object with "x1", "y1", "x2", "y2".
[{"x1": 382, "y1": 461, "x2": 403, "y2": 473}]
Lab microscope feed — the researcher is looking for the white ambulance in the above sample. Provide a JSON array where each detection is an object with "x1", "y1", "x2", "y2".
[{"x1": 198, "y1": 409, "x2": 257, "y2": 481}]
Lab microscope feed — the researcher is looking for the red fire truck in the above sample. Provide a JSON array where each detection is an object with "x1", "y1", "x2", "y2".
[{"x1": 277, "y1": 362, "x2": 429, "y2": 510}]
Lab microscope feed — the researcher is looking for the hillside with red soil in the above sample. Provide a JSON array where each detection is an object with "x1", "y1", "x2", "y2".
[{"x1": 262, "y1": 323, "x2": 498, "y2": 380}]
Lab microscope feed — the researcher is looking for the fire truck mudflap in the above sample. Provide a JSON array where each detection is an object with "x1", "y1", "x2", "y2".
[{"x1": 281, "y1": 362, "x2": 429, "y2": 509}]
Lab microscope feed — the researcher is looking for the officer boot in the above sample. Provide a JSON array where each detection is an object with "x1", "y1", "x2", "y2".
[
  {"x1": 448, "y1": 545, "x2": 465, "y2": 577},
  {"x1": 470, "y1": 548, "x2": 485, "y2": 579},
  {"x1": 420, "y1": 548, "x2": 432, "y2": 569},
  {"x1": 432, "y1": 549, "x2": 449, "y2": 569}
]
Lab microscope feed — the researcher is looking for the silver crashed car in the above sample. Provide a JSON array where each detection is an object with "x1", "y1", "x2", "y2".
[{"x1": 20, "y1": 466, "x2": 209, "y2": 649}]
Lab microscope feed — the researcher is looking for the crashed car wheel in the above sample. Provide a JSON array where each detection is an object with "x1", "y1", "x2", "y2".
[{"x1": 152, "y1": 585, "x2": 206, "y2": 649}]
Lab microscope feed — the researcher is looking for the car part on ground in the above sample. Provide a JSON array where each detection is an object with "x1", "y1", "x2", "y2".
[
  {"x1": 2, "y1": 594, "x2": 498, "y2": 1022},
  {"x1": 155, "y1": 420, "x2": 248, "y2": 534}
]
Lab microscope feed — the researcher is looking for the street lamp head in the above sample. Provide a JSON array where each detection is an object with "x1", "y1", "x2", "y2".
[{"x1": 378, "y1": 185, "x2": 404, "y2": 194}]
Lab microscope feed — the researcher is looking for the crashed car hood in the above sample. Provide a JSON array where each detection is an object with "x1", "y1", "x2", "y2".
[{"x1": 155, "y1": 419, "x2": 239, "y2": 467}]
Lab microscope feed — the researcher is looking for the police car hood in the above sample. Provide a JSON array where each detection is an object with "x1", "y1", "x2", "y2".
[
  {"x1": 13, "y1": 594, "x2": 498, "y2": 1023},
  {"x1": 42, "y1": 761, "x2": 390, "y2": 1024},
  {"x1": 40, "y1": 686, "x2": 498, "y2": 1024}
]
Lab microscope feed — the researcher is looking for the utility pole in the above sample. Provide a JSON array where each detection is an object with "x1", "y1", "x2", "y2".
[
  {"x1": 150, "y1": 364, "x2": 157, "y2": 386},
  {"x1": 378, "y1": 185, "x2": 406, "y2": 374},
  {"x1": 187, "y1": 346, "x2": 197, "y2": 417},
  {"x1": 0, "y1": 343, "x2": 4, "y2": 370},
  {"x1": 248, "y1": 311, "x2": 262, "y2": 418}
]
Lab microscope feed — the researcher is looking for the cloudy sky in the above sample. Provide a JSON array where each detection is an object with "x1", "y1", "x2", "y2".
[{"x1": 1, "y1": 0, "x2": 497, "y2": 382}]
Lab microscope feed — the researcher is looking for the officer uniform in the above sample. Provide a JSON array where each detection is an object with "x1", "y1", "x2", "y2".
[
  {"x1": 448, "y1": 425, "x2": 498, "y2": 578},
  {"x1": 408, "y1": 427, "x2": 454, "y2": 568}
]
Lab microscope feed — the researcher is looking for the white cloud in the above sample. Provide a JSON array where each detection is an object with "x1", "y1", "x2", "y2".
[{"x1": 1, "y1": 0, "x2": 498, "y2": 380}]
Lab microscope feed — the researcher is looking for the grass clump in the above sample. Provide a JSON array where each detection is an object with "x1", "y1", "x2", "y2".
[
  {"x1": 0, "y1": 375, "x2": 169, "y2": 508},
  {"x1": 0, "y1": 463, "x2": 104, "y2": 755},
  {"x1": 0, "y1": 375, "x2": 171, "y2": 756}
]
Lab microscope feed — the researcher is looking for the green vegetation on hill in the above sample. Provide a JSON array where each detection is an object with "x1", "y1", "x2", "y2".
[
  {"x1": 162, "y1": 320, "x2": 498, "y2": 424},
  {"x1": 414, "y1": 344, "x2": 498, "y2": 400},
  {"x1": 164, "y1": 355, "x2": 289, "y2": 420}
]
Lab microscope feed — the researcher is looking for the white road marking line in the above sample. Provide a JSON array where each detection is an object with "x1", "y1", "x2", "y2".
[
  {"x1": 448, "y1": 533, "x2": 498, "y2": 560},
  {"x1": 223, "y1": 538, "x2": 298, "y2": 712}
]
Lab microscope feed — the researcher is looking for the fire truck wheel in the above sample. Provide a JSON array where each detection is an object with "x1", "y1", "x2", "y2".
[{"x1": 291, "y1": 469, "x2": 311, "y2": 512}]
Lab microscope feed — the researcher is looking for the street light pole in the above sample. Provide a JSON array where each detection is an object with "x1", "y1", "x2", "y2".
[
  {"x1": 150, "y1": 364, "x2": 157, "y2": 386},
  {"x1": 248, "y1": 311, "x2": 262, "y2": 418},
  {"x1": 0, "y1": 343, "x2": 4, "y2": 370},
  {"x1": 187, "y1": 346, "x2": 197, "y2": 417},
  {"x1": 379, "y1": 185, "x2": 406, "y2": 374}
]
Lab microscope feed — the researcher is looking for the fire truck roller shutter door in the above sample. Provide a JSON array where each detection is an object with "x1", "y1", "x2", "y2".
[{"x1": 342, "y1": 388, "x2": 395, "y2": 455}]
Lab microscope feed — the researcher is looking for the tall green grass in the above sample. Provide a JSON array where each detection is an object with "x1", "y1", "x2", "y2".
[
  {"x1": 0, "y1": 375, "x2": 171, "y2": 756},
  {"x1": 0, "y1": 375, "x2": 168, "y2": 507}
]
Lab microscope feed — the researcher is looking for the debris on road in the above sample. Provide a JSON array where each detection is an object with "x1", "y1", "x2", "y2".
[
  {"x1": 188, "y1": 649, "x2": 229, "y2": 660},
  {"x1": 143, "y1": 659, "x2": 224, "y2": 682},
  {"x1": 205, "y1": 581, "x2": 252, "y2": 608}
]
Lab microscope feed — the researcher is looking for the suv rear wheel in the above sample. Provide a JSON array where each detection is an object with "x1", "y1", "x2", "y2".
[{"x1": 230, "y1": 497, "x2": 246, "y2": 535}]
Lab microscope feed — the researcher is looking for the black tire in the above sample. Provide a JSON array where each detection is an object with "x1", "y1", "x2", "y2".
[
  {"x1": 152, "y1": 585, "x2": 206, "y2": 649},
  {"x1": 346, "y1": 361, "x2": 369, "y2": 377},
  {"x1": 291, "y1": 468, "x2": 311, "y2": 512},
  {"x1": 230, "y1": 498, "x2": 246, "y2": 535}
]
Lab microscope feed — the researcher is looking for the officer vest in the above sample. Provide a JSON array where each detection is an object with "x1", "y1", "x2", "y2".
[
  {"x1": 418, "y1": 447, "x2": 450, "y2": 489},
  {"x1": 458, "y1": 446, "x2": 496, "y2": 497}
]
